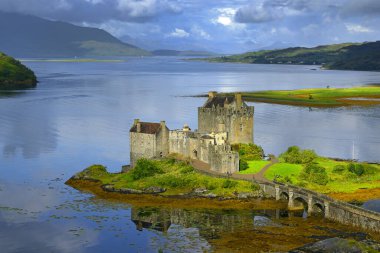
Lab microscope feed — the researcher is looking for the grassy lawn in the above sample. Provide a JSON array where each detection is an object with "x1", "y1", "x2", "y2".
[
  {"x1": 264, "y1": 158, "x2": 380, "y2": 194},
  {"x1": 239, "y1": 160, "x2": 270, "y2": 174},
  {"x1": 264, "y1": 163, "x2": 303, "y2": 184},
  {"x1": 72, "y1": 158, "x2": 259, "y2": 197},
  {"x1": 223, "y1": 86, "x2": 380, "y2": 107}
]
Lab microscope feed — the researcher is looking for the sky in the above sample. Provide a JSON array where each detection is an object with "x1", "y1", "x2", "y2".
[{"x1": 0, "y1": 0, "x2": 380, "y2": 53}]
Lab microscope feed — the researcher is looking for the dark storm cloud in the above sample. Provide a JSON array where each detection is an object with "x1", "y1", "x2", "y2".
[
  {"x1": 341, "y1": 0, "x2": 380, "y2": 18},
  {"x1": 234, "y1": 0, "x2": 338, "y2": 23},
  {"x1": 0, "y1": 0, "x2": 182, "y2": 23},
  {"x1": 235, "y1": 0, "x2": 380, "y2": 24}
]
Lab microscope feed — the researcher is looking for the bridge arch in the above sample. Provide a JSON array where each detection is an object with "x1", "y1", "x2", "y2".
[
  {"x1": 280, "y1": 192, "x2": 289, "y2": 200},
  {"x1": 294, "y1": 197, "x2": 308, "y2": 210},
  {"x1": 311, "y1": 203, "x2": 325, "y2": 216}
]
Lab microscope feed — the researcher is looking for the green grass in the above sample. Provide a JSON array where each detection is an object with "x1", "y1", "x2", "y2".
[
  {"x1": 0, "y1": 52, "x2": 37, "y2": 88},
  {"x1": 74, "y1": 159, "x2": 259, "y2": 197},
  {"x1": 264, "y1": 163, "x2": 303, "y2": 184},
  {"x1": 239, "y1": 160, "x2": 270, "y2": 174},
  {"x1": 224, "y1": 86, "x2": 380, "y2": 107},
  {"x1": 264, "y1": 158, "x2": 380, "y2": 194}
]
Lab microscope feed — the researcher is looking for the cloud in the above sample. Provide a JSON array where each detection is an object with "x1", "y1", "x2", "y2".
[
  {"x1": 345, "y1": 24, "x2": 373, "y2": 33},
  {"x1": 233, "y1": 0, "x2": 347, "y2": 24},
  {"x1": 211, "y1": 7, "x2": 245, "y2": 30},
  {"x1": 191, "y1": 26, "x2": 211, "y2": 40},
  {"x1": 168, "y1": 28, "x2": 190, "y2": 38},
  {"x1": 116, "y1": 0, "x2": 181, "y2": 19},
  {"x1": 341, "y1": 0, "x2": 380, "y2": 17},
  {"x1": 0, "y1": 0, "x2": 181, "y2": 23}
]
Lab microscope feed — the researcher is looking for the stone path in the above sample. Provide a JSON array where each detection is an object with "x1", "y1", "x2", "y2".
[
  {"x1": 190, "y1": 157, "x2": 278, "y2": 183},
  {"x1": 253, "y1": 157, "x2": 279, "y2": 182}
]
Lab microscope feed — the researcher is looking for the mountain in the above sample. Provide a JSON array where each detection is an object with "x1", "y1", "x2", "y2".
[
  {"x1": 0, "y1": 52, "x2": 37, "y2": 89},
  {"x1": 0, "y1": 12, "x2": 149, "y2": 58},
  {"x1": 152, "y1": 49, "x2": 217, "y2": 57},
  {"x1": 205, "y1": 41, "x2": 380, "y2": 71}
]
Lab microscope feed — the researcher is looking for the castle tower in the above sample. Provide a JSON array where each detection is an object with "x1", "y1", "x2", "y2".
[{"x1": 198, "y1": 92, "x2": 254, "y2": 144}]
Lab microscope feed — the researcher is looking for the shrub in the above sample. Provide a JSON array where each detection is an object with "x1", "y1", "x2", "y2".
[
  {"x1": 222, "y1": 179, "x2": 238, "y2": 188},
  {"x1": 299, "y1": 163, "x2": 328, "y2": 185},
  {"x1": 280, "y1": 146, "x2": 317, "y2": 164},
  {"x1": 239, "y1": 159, "x2": 249, "y2": 171},
  {"x1": 155, "y1": 174, "x2": 193, "y2": 188},
  {"x1": 79, "y1": 164, "x2": 108, "y2": 178},
  {"x1": 273, "y1": 174, "x2": 292, "y2": 184},
  {"x1": 232, "y1": 143, "x2": 264, "y2": 160},
  {"x1": 131, "y1": 158, "x2": 163, "y2": 180},
  {"x1": 347, "y1": 163, "x2": 364, "y2": 176},
  {"x1": 180, "y1": 165, "x2": 194, "y2": 174},
  {"x1": 363, "y1": 164, "x2": 378, "y2": 175},
  {"x1": 332, "y1": 165, "x2": 346, "y2": 173}
]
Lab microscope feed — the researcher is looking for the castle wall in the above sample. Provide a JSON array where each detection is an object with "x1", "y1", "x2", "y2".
[
  {"x1": 156, "y1": 127, "x2": 169, "y2": 158},
  {"x1": 208, "y1": 145, "x2": 239, "y2": 173},
  {"x1": 168, "y1": 130, "x2": 239, "y2": 173},
  {"x1": 198, "y1": 107, "x2": 254, "y2": 144},
  {"x1": 130, "y1": 132, "x2": 157, "y2": 167},
  {"x1": 169, "y1": 130, "x2": 191, "y2": 157}
]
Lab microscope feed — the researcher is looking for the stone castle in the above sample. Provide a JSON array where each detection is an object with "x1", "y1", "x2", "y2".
[{"x1": 129, "y1": 92, "x2": 254, "y2": 173}]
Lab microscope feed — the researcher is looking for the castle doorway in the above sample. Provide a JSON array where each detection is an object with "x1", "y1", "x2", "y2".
[{"x1": 192, "y1": 150, "x2": 198, "y2": 159}]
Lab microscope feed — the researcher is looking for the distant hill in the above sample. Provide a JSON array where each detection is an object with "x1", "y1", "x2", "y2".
[
  {"x1": 0, "y1": 52, "x2": 37, "y2": 89},
  {"x1": 205, "y1": 41, "x2": 380, "y2": 71},
  {"x1": 0, "y1": 12, "x2": 149, "y2": 58},
  {"x1": 152, "y1": 49, "x2": 216, "y2": 57}
]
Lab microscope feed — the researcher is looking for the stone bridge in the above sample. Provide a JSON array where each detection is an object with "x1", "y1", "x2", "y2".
[
  {"x1": 259, "y1": 182, "x2": 380, "y2": 233},
  {"x1": 190, "y1": 159, "x2": 380, "y2": 233}
]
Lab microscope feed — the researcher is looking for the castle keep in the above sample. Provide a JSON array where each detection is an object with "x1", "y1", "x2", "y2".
[{"x1": 130, "y1": 92, "x2": 254, "y2": 173}]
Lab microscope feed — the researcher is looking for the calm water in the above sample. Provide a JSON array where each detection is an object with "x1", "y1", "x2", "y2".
[{"x1": 1, "y1": 57, "x2": 380, "y2": 252}]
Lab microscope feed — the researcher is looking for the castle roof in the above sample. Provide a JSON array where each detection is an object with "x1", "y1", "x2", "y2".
[
  {"x1": 202, "y1": 96, "x2": 236, "y2": 108},
  {"x1": 130, "y1": 122, "x2": 162, "y2": 134}
]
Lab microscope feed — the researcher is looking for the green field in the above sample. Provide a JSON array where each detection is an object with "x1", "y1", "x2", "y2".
[
  {"x1": 239, "y1": 160, "x2": 270, "y2": 174},
  {"x1": 264, "y1": 163, "x2": 304, "y2": 183},
  {"x1": 225, "y1": 86, "x2": 380, "y2": 107},
  {"x1": 263, "y1": 158, "x2": 380, "y2": 194},
  {"x1": 70, "y1": 158, "x2": 259, "y2": 197}
]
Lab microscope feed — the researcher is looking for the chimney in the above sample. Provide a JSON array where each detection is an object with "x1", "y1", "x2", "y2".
[
  {"x1": 134, "y1": 119, "x2": 140, "y2": 125},
  {"x1": 137, "y1": 122, "x2": 141, "y2": 133},
  {"x1": 160, "y1": 120, "x2": 166, "y2": 129},
  {"x1": 235, "y1": 92, "x2": 242, "y2": 107},
  {"x1": 208, "y1": 91, "x2": 217, "y2": 98},
  {"x1": 183, "y1": 123, "x2": 190, "y2": 132}
]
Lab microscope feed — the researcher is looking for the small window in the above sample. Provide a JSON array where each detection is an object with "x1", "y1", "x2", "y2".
[{"x1": 240, "y1": 124, "x2": 243, "y2": 131}]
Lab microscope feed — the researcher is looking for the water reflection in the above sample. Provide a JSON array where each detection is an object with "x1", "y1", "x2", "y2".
[{"x1": 129, "y1": 204, "x2": 368, "y2": 252}]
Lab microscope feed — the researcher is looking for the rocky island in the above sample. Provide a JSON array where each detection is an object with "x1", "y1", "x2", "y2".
[{"x1": 0, "y1": 52, "x2": 37, "y2": 89}]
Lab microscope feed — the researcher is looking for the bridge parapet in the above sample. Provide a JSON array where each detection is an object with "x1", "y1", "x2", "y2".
[{"x1": 258, "y1": 181, "x2": 380, "y2": 233}]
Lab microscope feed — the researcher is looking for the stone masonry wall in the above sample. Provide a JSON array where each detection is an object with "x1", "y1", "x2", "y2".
[
  {"x1": 130, "y1": 132, "x2": 156, "y2": 167},
  {"x1": 198, "y1": 107, "x2": 254, "y2": 144}
]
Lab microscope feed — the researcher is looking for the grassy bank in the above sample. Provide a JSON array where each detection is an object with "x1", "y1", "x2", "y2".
[
  {"x1": 68, "y1": 158, "x2": 260, "y2": 198},
  {"x1": 0, "y1": 52, "x2": 37, "y2": 89},
  {"x1": 224, "y1": 86, "x2": 380, "y2": 107},
  {"x1": 260, "y1": 147, "x2": 380, "y2": 201}
]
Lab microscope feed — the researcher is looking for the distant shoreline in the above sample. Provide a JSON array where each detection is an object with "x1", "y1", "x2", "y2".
[
  {"x1": 192, "y1": 86, "x2": 380, "y2": 107},
  {"x1": 20, "y1": 58, "x2": 125, "y2": 63}
]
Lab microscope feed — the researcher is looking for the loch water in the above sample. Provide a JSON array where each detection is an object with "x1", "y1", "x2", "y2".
[{"x1": 1, "y1": 57, "x2": 380, "y2": 252}]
